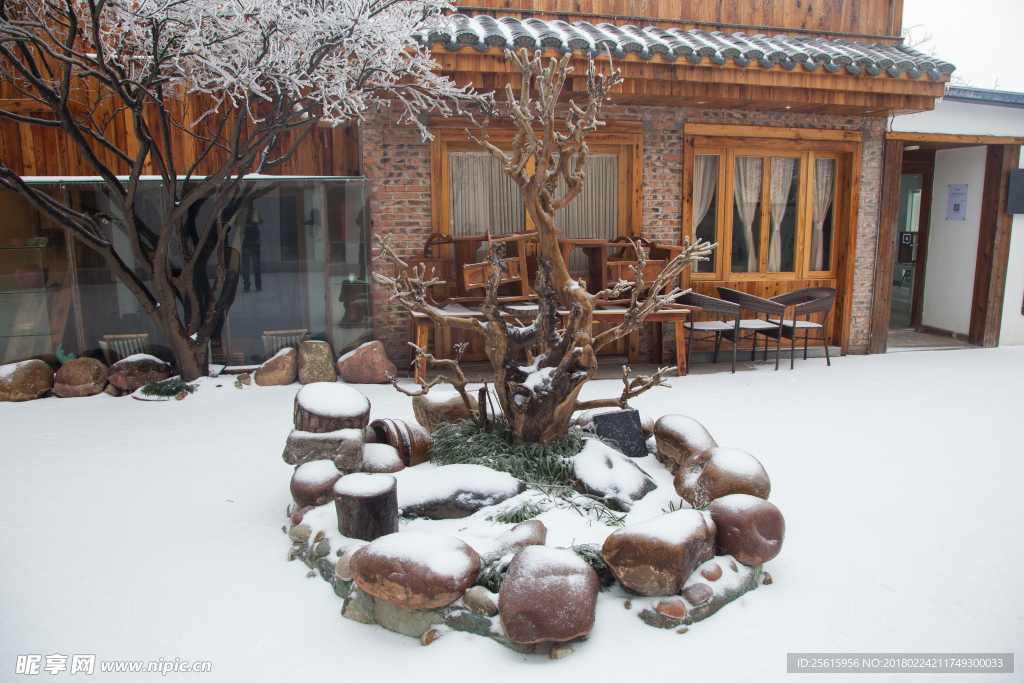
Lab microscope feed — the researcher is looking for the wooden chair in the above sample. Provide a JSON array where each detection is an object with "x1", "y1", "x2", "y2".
[
  {"x1": 716, "y1": 287, "x2": 787, "y2": 371},
  {"x1": 405, "y1": 233, "x2": 455, "y2": 304},
  {"x1": 605, "y1": 236, "x2": 684, "y2": 290},
  {"x1": 678, "y1": 292, "x2": 742, "y2": 373},
  {"x1": 459, "y1": 232, "x2": 533, "y2": 299},
  {"x1": 100, "y1": 333, "x2": 149, "y2": 365},
  {"x1": 263, "y1": 329, "x2": 307, "y2": 358},
  {"x1": 769, "y1": 287, "x2": 837, "y2": 369}
]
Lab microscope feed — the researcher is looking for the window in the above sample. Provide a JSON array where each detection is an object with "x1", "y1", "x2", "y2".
[{"x1": 689, "y1": 146, "x2": 842, "y2": 280}]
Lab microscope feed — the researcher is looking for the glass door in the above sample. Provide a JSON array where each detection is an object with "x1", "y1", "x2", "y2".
[{"x1": 889, "y1": 174, "x2": 923, "y2": 329}]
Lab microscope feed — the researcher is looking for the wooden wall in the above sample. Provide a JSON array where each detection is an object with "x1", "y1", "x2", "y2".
[
  {"x1": 0, "y1": 82, "x2": 361, "y2": 179},
  {"x1": 454, "y1": 0, "x2": 904, "y2": 41}
]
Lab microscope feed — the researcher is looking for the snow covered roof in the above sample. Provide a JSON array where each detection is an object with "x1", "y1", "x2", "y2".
[{"x1": 419, "y1": 14, "x2": 956, "y2": 81}]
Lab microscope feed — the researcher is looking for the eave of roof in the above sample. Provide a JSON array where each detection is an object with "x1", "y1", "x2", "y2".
[
  {"x1": 943, "y1": 87, "x2": 1024, "y2": 109},
  {"x1": 419, "y1": 15, "x2": 956, "y2": 82}
]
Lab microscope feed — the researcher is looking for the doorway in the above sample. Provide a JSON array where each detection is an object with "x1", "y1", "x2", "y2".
[{"x1": 889, "y1": 174, "x2": 923, "y2": 328}]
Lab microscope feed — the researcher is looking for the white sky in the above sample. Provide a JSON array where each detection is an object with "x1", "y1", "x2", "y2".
[{"x1": 902, "y1": 0, "x2": 1024, "y2": 93}]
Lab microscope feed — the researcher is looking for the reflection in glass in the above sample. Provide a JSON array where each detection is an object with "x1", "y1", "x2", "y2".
[
  {"x1": 812, "y1": 159, "x2": 837, "y2": 271},
  {"x1": 326, "y1": 183, "x2": 373, "y2": 355},
  {"x1": 693, "y1": 155, "x2": 718, "y2": 274},
  {"x1": 733, "y1": 157, "x2": 762, "y2": 273},
  {"x1": 768, "y1": 158, "x2": 799, "y2": 273},
  {"x1": 0, "y1": 189, "x2": 80, "y2": 364}
]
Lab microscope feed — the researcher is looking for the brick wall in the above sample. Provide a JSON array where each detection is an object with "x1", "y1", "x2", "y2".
[{"x1": 362, "y1": 104, "x2": 884, "y2": 365}]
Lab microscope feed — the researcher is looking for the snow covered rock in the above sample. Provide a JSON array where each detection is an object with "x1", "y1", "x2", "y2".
[
  {"x1": 654, "y1": 415, "x2": 717, "y2": 469},
  {"x1": 0, "y1": 359, "x2": 54, "y2": 402},
  {"x1": 462, "y1": 586, "x2": 499, "y2": 617},
  {"x1": 572, "y1": 439, "x2": 657, "y2": 511},
  {"x1": 412, "y1": 391, "x2": 477, "y2": 433},
  {"x1": 394, "y1": 464, "x2": 526, "y2": 519},
  {"x1": 498, "y1": 546, "x2": 600, "y2": 644},
  {"x1": 281, "y1": 427, "x2": 364, "y2": 469},
  {"x1": 293, "y1": 383, "x2": 370, "y2": 432},
  {"x1": 54, "y1": 357, "x2": 107, "y2": 398},
  {"x1": 369, "y1": 418, "x2": 432, "y2": 466},
  {"x1": 106, "y1": 354, "x2": 171, "y2": 393},
  {"x1": 602, "y1": 509, "x2": 717, "y2": 596},
  {"x1": 336, "y1": 341, "x2": 396, "y2": 384},
  {"x1": 708, "y1": 494, "x2": 785, "y2": 565},
  {"x1": 254, "y1": 348, "x2": 297, "y2": 386},
  {"x1": 492, "y1": 520, "x2": 547, "y2": 555},
  {"x1": 575, "y1": 408, "x2": 655, "y2": 439},
  {"x1": 297, "y1": 341, "x2": 336, "y2": 385},
  {"x1": 673, "y1": 447, "x2": 771, "y2": 508},
  {"x1": 290, "y1": 460, "x2": 343, "y2": 507},
  {"x1": 359, "y1": 443, "x2": 405, "y2": 474},
  {"x1": 348, "y1": 531, "x2": 481, "y2": 610}
]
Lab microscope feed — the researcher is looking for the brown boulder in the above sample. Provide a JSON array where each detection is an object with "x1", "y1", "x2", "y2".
[
  {"x1": 0, "y1": 359, "x2": 54, "y2": 401},
  {"x1": 281, "y1": 427, "x2": 364, "y2": 470},
  {"x1": 654, "y1": 415, "x2": 717, "y2": 468},
  {"x1": 336, "y1": 341, "x2": 397, "y2": 384},
  {"x1": 498, "y1": 546, "x2": 600, "y2": 644},
  {"x1": 290, "y1": 460, "x2": 344, "y2": 507},
  {"x1": 349, "y1": 531, "x2": 481, "y2": 610},
  {"x1": 491, "y1": 520, "x2": 547, "y2": 555},
  {"x1": 674, "y1": 447, "x2": 771, "y2": 508},
  {"x1": 107, "y1": 354, "x2": 171, "y2": 392},
  {"x1": 54, "y1": 357, "x2": 107, "y2": 398},
  {"x1": 298, "y1": 341, "x2": 336, "y2": 384},
  {"x1": 708, "y1": 494, "x2": 786, "y2": 565},
  {"x1": 358, "y1": 443, "x2": 405, "y2": 474},
  {"x1": 254, "y1": 348, "x2": 297, "y2": 386},
  {"x1": 412, "y1": 391, "x2": 478, "y2": 433},
  {"x1": 602, "y1": 509, "x2": 716, "y2": 596}
]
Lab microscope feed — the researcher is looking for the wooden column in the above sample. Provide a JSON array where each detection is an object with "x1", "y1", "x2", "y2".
[
  {"x1": 968, "y1": 144, "x2": 1021, "y2": 347},
  {"x1": 868, "y1": 139, "x2": 904, "y2": 354}
]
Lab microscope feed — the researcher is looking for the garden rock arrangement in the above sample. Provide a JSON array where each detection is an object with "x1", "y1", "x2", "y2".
[
  {"x1": 0, "y1": 359, "x2": 54, "y2": 401},
  {"x1": 53, "y1": 357, "x2": 108, "y2": 397},
  {"x1": 255, "y1": 348, "x2": 297, "y2": 386},
  {"x1": 298, "y1": 341, "x2": 337, "y2": 384},
  {"x1": 278, "y1": 387, "x2": 786, "y2": 658},
  {"x1": 107, "y1": 354, "x2": 172, "y2": 392},
  {"x1": 336, "y1": 341, "x2": 397, "y2": 384}
]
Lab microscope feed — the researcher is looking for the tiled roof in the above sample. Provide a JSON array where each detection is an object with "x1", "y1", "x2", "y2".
[{"x1": 420, "y1": 15, "x2": 956, "y2": 81}]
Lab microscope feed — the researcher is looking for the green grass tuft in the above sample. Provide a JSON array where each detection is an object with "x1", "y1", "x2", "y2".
[
  {"x1": 428, "y1": 418, "x2": 583, "y2": 487},
  {"x1": 140, "y1": 376, "x2": 198, "y2": 397},
  {"x1": 485, "y1": 500, "x2": 549, "y2": 525},
  {"x1": 568, "y1": 543, "x2": 617, "y2": 589}
]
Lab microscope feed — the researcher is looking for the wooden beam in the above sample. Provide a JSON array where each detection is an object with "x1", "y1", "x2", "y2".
[
  {"x1": 686, "y1": 124, "x2": 862, "y2": 142},
  {"x1": 869, "y1": 138, "x2": 904, "y2": 353},
  {"x1": 969, "y1": 144, "x2": 1021, "y2": 347},
  {"x1": 887, "y1": 132, "x2": 1024, "y2": 146}
]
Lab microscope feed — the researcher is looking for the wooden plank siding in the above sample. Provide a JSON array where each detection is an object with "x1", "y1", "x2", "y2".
[
  {"x1": 452, "y1": 0, "x2": 904, "y2": 43},
  {"x1": 0, "y1": 85, "x2": 360, "y2": 179},
  {"x1": 969, "y1": 144, "x2": 1021, "y2": 347}
]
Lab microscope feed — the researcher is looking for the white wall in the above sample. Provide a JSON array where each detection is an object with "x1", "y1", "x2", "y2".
[
  {"x1": 891, "y1": 99, "x2": 1024, "y2": 138},
  {"x1": 921, "y1": 146, "x2": 988, "y2": 335},
  {"x1": 1000, "y1": 153, "x2": 1024, "y2": 345}
]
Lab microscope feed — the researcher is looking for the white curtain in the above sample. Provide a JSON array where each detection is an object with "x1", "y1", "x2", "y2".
[
  {"x1": 555, "y1": 154, "x2": 618, "y2": 271},
  {"x1": 768, "y1": 158, "x2": 796, "y2": 273},
  {"x1": 733, "y1": 157, "x2": 762, "y2": 273},
  {"x1": 449, "y1": 153, "x2": 525, "y2": 257},
  {"x1": 693, "y1": 155, "x2": 718, "y2": 232},
  {"x1": 812, "y1": 159, "x2": 836, "y2": 271}
]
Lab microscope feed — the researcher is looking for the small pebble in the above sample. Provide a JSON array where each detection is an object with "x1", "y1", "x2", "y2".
[
  {"x1": 676, "y1": 627, "x2": 689, "y2": 635},
  {"x1": 335, "y1": 552, "x2": 354, "y2": 582},
  {"x1": 682, "y1": 583, "x2": 713, "y2": 606},
  {"x1": 623, "y1": 599, "x2": 632, "y2": 610},
  {"x1": 313, "y1": 530, "x2": 325, "y2": 543},
  {"x1": 656, "y1": 599, "x2": 687, "y2": 620},
  {"x1": 288, "y1": 524, "x2": 311, "y2": 544},
  {"x1": 762, "y1": 572, "x2": 773, "y2": 585},
  {"x1": 550, "y1": 644, "x2": 574, "y2": 660},
  {"x1": 700, "y1": 564, "x2": 723, "y2": 581},
  {"x1": 420, "y1": 629, "x2": 440, "y2": 646},
  {"x1": 306, "y1": 570, "x2": 316, "y2": 578},
  {"x1": 314, "y1": 540, "x2": 330, "y2": 558},
  {"x1": 287, "y1": 548, "x2": 297, "y2": 561},
  {"x1": 728, "y1": 559, "x2": 738, "y2": 572}
]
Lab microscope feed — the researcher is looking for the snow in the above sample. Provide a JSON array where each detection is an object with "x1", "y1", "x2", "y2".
[
  {"x1": 292, "y1": 461, "x2": 341, "y2": 487},
  {"x1": 361, "y1": 443, "x2": 402, "y2": 469},
  {"x1": 571, "y1": 438, "x2": 651, "y2": 501},
  {"x1": 0, "y1": 360, "x2": 35, "y2": 380},
  {"x1": 333, "y1": 473, "x2": 396, "y2": 498},
  {"x1": 392, "y1": 464, "x2": 522, "y2": 509},
  {"x1": 114, "y1": 353, "x2": 164, "y2": 365},
  {"x1": 265, "y1": 347, "x2": 294, "y2": 363},
  {"x1": 610, "y1": 508, "x2": 712, "y2": 546},
  {"x1": 356, "y1": 531, "x2": 476, "y2": 578},
  {"x1": 520, "y1": 367, "x2": 555, "y2": 395},
  {"x1": 295, "y1": 383, "x2": 369, "y2": 418},
  {"x1": 2, "y1": 347, "x2": 1024, "y2": 681},
  {"x1": 338, "y1": 341, "x2": 376, "y2": 363},
  {"x1": 709, "y1": 447, "x2": 767, "y2": 479},
  {"x1": 289, "y1": 427, "x2": 363, "y2": 442}
]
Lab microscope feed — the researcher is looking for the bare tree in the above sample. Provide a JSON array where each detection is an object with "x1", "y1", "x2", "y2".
[
  {"x1": 0, "y1": 0, "x2": 472, "y2": 379},
  {"x1": 375, "y1": 49, "x2": 714, "y2": 443}
]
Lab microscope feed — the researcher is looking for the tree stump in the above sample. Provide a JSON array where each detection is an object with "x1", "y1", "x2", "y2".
[
  {"x1": 293, "y1": 383, "x2": 371, "y2": 433},
  {"x1": 334, "y1": 473, "x2": 399, "y2": 541}
]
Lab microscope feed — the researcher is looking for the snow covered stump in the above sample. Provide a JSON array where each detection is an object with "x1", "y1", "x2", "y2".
[
  {"x1": 293, "y1": 383, "x2": 371, "y2": 433},
  {"x1": 333, "y1": 473, "x2": 399, "y2": 542}
]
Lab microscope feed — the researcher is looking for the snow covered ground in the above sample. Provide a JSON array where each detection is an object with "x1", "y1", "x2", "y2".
[{"x1": 2, "y1": 347, "x2": 1022, "y2": 681}]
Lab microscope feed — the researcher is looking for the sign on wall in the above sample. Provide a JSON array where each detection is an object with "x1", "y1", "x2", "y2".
[{"x1": 946, "y1": 184, "x2": 969, "y2": 221}]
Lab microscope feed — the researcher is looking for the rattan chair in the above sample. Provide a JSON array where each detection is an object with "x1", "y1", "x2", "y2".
[
  {"x1": 716, "y1": 287, "x2": 787, "y2": 371},
  {"x1": 679, "y1": 292, "x2": 742, "y2": 373},
  {"x1": 263, "y1": 329, "x2": 307, "y2": 359},
  {"x1": 100, "y1": 333, "x2": 149, "y2": 365},
  {"x1": 769, "y1": 287, "x2": 837, "y2": 369}
]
